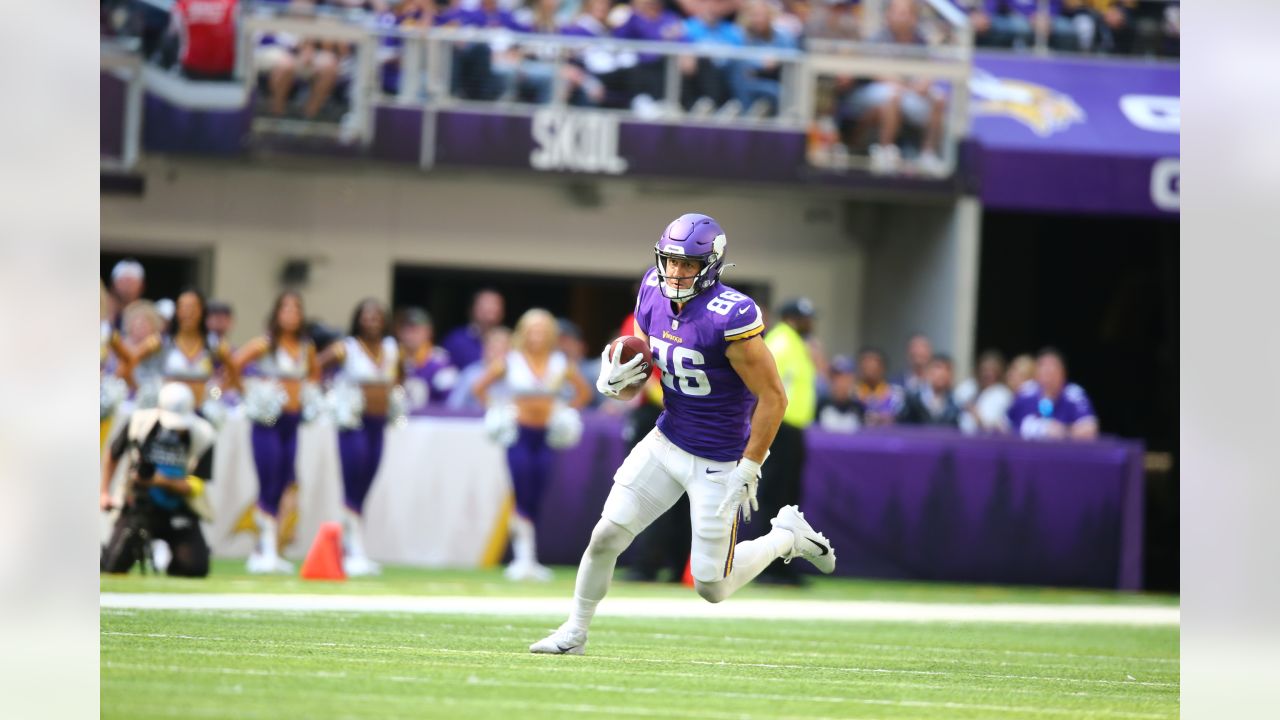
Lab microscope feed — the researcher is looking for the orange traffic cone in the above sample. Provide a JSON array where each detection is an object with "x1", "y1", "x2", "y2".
[
  {"x1": 681, "y1": 555, "x2": 694, "y2": 587},
  {"x1": 300, "y1": 521, "x2": 347, "y2": 581}
]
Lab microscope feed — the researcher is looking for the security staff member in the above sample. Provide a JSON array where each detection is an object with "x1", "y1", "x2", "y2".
[{"x1": 759, "y1": 298, "x2": 818, "y2": 584}]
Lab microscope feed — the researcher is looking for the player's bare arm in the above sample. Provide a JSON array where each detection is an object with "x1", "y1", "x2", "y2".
[{"x1": 726, "y1": 334, "x2": 788, "y2": 465}]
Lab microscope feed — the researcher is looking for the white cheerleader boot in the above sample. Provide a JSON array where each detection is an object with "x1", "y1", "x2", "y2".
[
  {"x1": 505, "y1": 515, "x2": 551, "y2": 581},
  {"x1": 247, "y1": 510, "x2": 294, "y2": 574},
  {"x1": 342, "y1": 510, "x2": 382, "y2": 577}
]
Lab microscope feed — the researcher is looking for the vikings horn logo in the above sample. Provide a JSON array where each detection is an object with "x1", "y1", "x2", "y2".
[{"x1": 969, "y1": 69, "x2": 1086, "y2": 137}]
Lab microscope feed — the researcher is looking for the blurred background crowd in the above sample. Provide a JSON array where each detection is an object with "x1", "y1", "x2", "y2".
[
  {"x1": 100, "y1": 0, "x2": 1179, "y2": 120},
  {"x1": 102, "y1": 257, "x2": 1102, "y2": 442}
]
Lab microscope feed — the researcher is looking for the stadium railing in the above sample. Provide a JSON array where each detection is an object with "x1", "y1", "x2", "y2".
[
  {"x1": 101, "y1": 40, "x2": 145, "y2": 172},
  {"x1": 231, "y1": 1, "x2": 973, "y2": 178},
  {"x1": 100, "y1": 1, "x2": 975, "y2": 177}
]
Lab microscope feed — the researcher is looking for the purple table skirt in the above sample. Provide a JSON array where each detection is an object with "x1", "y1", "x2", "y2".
[{"x1": 523, "y1": 413, "x2": 1144, "y2": 590}]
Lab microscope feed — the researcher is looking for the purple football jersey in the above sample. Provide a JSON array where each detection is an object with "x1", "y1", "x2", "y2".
[
  {"x1": 633, "y1": 267, "x2": 765, "y2": 462},
  {"x1": 403, "y1": 347, "x2": 459, "y2": 412},
  {"x1": 1007, "y1": 382, "x2": 1096, "y2": 438}
]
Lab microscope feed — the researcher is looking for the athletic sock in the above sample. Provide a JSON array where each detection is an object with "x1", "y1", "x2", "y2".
[
  {"x1": 718, "y1": 527, "x2": 795, "y2": 598},
  {"x1": 567, "y1": 523, "x2": 634, "y2": 633}
]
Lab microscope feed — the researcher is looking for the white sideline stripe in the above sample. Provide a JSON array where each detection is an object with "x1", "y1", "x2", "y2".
[{"x1": 101, "y1": 593, "x2": 1179, "y2": 626}]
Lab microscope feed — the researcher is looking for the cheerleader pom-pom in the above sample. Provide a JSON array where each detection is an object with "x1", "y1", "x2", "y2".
[
  {"x1": 200, "y1": 397, "x2": 228, "y2": 430},
  {"x1": 100, "y1": 376, "x2": 128, "y2": 420},
  {"x1": 327, "y1": 381, "x2": 365, "y2": 429},
  {"x1": 244, "y1": 378, "x2": 287, "y2": 426},
  {"x1": 388, "y1": 385, "x2": 410, "y2": 429},
  {"x1": 547, "y1": 405, "x2": 584, "y2": 449},
  {"x1": 135, "y1": 379, "x2": 162, "y2": 410},
  {"x1": 301, "y1": 382, "x2": 325, "y2": 423},
  {"x1": 483, "y1": 404, "x2": 518, "y2": 448},
  {"x1": 198, "y1": 382, "x2": 228, "y2": 429}
]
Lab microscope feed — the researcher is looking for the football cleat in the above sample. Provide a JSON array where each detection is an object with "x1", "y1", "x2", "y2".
[
  {"x1": 770, "y1": 505, "x2": 837, "y2": 574},
  {"x1": 529, "y1": 623, "x2": 587, "y2": 655}
]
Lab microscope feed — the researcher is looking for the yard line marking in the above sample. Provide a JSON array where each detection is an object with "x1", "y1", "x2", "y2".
[
  {"x1": 103, "y1": 633, "x2": 1178, "y2": 690},
  {"x1": 100, "y1": 627, "x2": 1179, "y2": 674},
  {"x1": 103, "y1": 662, "x2": 1169, "y2": 720},
  {"x1": 623, "y1": 630, "x2": 1180, "y2": 665},
  {"x1": 387, "y1": 672, "x2": 1171, "y2": 719},
  {"x1": 100, "y1": 593, "x2": 1179, "y2": 626},
  {"x1": 107, "y1": 642, "x2": 1170, "y2": 701}
]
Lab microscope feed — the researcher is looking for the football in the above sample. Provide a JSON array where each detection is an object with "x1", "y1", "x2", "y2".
[{"x1": 608, "y1": 335, "x2": 653, "y2": 381}]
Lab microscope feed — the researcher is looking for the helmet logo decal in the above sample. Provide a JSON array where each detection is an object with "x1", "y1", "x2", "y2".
[
  {"x1": 712, "y1": 234, "x2": 727, "y2": 256},
  {"x1": 662, "y1": 244, "x2": 686, "y2": 254}
]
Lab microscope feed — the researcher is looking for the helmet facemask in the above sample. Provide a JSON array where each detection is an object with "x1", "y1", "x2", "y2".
[{"x1": 655, "y1": 249, "x2": 721, "y2": 301}]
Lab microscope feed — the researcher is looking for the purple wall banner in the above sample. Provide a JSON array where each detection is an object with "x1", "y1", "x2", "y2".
[
  {"x1": 371, "y1": 106, "x2": 424, "y2": 165},
  {"x1": 529, "y1": 413, "x2": 1144, "y2": 590},
  {"x1": 144, "y1": 95, "x2": 252, "y2": 156},
  {"x1": 970, "y1": 53, "x2": 1179, "y2": 216},
  {"x1": 435, "y1": 109, "x2": 809, "y2": 184}
]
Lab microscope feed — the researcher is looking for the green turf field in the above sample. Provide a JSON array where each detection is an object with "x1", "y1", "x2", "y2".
[{"x1": 101, "y1": 562, "x2": 1179, "y2": 719}]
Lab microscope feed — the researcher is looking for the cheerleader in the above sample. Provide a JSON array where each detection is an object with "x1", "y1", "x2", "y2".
[
  {"x1": 124, "y1": 289, "x2": 237, "y2": 419},
  {"x1": 231, "y1": 291, "x2": 320, "y2": 574},
  {"x1": 473, "y1": 309, "x2": 591, "y2": 581},
  {"x1": 316, "y1": 298, "x2": 401, "y2": 577},
  {"x1": 115, "y1": 299, "x2": 168, "y2": 407},
  {"x1": 101, "y1": 281, "x2": 130, "y2": 450}
]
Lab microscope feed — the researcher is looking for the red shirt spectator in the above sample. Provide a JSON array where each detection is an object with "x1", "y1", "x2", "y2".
[{"x1": 175, "y1": 0, "x2": 238, "y2": 80}]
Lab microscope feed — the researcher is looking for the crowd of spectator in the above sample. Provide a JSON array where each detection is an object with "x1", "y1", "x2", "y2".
[
  {"x1": 813, "y1": 342, "x2": 1099, "y2": 439},
  {"x1": 101, "y1": 0, "x2": 1177, "y2": 125},
  {"x1": 759, "y1": 299, "x2": 1101, "y2": 441},
  {"x1": 955, "y1": 1, "x2": 1179, "y2": 56},
  {"x1": 101, "y1": 260, "x2": 1101, "y2": 449}
]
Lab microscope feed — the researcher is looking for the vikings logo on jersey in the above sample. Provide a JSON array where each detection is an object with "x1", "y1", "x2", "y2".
[{"x1": 635, "y1": 266, "x2": 764, "y2": 463}]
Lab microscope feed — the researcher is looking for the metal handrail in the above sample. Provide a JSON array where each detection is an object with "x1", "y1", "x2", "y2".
[{"x1": 112, "y1": 9, "x2": 976, "y2": 176}]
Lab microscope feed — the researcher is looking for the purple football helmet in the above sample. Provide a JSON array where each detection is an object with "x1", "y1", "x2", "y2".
[{"x1": 653, "y1": 213, "x2": 728, "y2": 301}]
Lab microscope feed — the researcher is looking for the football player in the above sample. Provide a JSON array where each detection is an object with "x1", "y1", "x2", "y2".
[{"x1": 531, "y1": 213, "x2": 837, "y2": 655}]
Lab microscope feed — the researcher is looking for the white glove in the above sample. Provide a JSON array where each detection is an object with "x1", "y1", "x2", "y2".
[
  {"x1": 595, "y1": 342, "x2": 647, "y2": 397},
  {"x1": 716, "y1": 457, "x2": 763, "y2": 523}
]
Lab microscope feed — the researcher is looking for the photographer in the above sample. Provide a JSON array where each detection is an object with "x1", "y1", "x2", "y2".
[{"x1": 100, "y1": 383, "x2": 216, "y2": 577}]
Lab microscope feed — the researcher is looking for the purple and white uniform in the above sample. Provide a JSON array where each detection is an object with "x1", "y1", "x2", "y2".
[
  {"x1": 633, "y1": 267, "x2": 765, "y2": 462},
  {"x1": 1007, "y1": 381, "x2": 1097, "y2": 439},
  {"x1": 336, "y1": 336, "x2": 399, "y2": 514},
  {"x1": 249, "y1": 338, "x2": 313, "y2": 518},
  {"x1": 605, "y1": 258, "x2": 767, "y2": 584},
  {"x1": 403, "y1": 347, "x2": 459, "y2": 412},
  {"x1": 531, "y1": 213, "x2": 839, "y2": 656}
]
